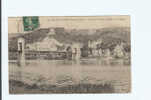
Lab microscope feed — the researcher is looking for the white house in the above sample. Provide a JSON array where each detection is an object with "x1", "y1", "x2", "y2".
[
  {"x1": 113, "y1": 43, "x2": 124, "y2": 58},
  {"x1": 71, "y1": 43, "x2": 83, "y2": 60},
  {"x1": 88, "y1": 38, "x2": 102, "y2": 56},
  {"x1": 26, "y1": 29, "x2": 63, "y2": 51}
]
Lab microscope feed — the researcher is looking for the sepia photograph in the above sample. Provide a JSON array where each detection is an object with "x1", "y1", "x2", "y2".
[{"x1": 8, "y1": 16, "x2": 131, "y2": 94}]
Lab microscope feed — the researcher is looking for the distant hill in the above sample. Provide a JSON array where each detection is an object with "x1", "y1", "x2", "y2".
[
  {"x1": 8, "y1": 27, "x2": 130, "y2": 51},
  {"x1": 95, "y1": 27, "x2": 130, "y2": 43}
]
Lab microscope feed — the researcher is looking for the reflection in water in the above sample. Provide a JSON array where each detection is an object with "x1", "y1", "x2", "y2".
[
  {"x1": 9, "y1": 58, "x2": 131, "y2": 93},
  {"x1": 16, "y1": 57, "x2": 130, "y2": 67}
]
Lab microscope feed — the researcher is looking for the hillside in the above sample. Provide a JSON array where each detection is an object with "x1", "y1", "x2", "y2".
[{"x1": 8, "y1": 27, "x2": 130, "y2": 51}]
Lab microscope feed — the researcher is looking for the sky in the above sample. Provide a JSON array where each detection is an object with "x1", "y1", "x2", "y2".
[{"x1": 8, "y1": 16, "x2": 130, "y2": 33}]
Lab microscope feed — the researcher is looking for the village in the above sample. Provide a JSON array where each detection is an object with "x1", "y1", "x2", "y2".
[
  {"x1": 8, "y1": 16, "x2": 131, "y2": 94},
  {"x1": 9, "y1": 27, "x2": 131, "y2": 93},
  {"x1": 9, "y1": 28, "x2": 130, "y2": 63}
]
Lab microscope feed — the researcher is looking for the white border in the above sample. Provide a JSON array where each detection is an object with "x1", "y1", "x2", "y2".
[{"x1": 2, "y1": 0, "x2": 151, "y2": 100}]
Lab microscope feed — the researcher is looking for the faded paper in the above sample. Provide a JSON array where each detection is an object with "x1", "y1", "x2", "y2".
[{"x1": 8, "y1": 16, "x2": 131, "y2": 94}]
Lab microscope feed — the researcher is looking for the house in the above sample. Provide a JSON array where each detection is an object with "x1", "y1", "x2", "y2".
[
  {"x1": 24, "y1": 28, "x2": 63, "y2": 51},
  {"x1": 71, "y1": 43, "x2": 83, "y2": 60},
  {"x1": 88, "y1": 38, "x2": 103, "y2": 56},
  {"x1": 113, "y1": 42, "x2": 125, "y2": 58},
  {"x1": 26, "y1": 36, "x2": 63, "y2": 51}
]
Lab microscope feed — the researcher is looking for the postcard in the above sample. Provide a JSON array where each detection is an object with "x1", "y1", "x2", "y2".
[{"x1": 8, "y1": 16, "x2": 131, "y2": 94}]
